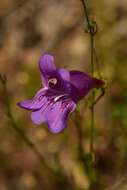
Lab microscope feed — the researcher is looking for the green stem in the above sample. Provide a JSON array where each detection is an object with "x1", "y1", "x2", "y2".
[
  {"x1": 90, "y1": 34, "x2": 95, "y2": 157},
  {"x1": 90, "y1": 35, "x2": 94, "y2": 76},
  {"x1": 80, "y1": 0, "x2": 90, "y2": 26},
  {"x1": 80, "y1": 0, "x2": 96, "y2": 157}
]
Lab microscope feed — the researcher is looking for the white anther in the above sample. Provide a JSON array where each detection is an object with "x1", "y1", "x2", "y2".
[
  {"x1": 54, "y1": 94, "x2": 68, "y2": 102},
  {"x1": 48, "y1": 78, "x2": 57, "y2": 85}
]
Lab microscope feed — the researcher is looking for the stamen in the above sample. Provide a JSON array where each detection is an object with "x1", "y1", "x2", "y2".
[
  {"x1": 54, "y1": 95, "x2": 64, "y2": 102},
  {"x1": 48, "y1": 78, "x2": 57, "y2": 85},
  {"x1": 54, "y1": 94, "x2": 68, "y2": 102}
]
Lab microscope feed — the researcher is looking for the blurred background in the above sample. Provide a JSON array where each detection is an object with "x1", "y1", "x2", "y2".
[{"x1": 0, "y1": 0, "x2": 127, "y2": 189}]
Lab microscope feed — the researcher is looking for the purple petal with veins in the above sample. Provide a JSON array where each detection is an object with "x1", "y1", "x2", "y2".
[
  {"x1": 17, "y1": 88, "x2": 47, "y2": 110},
  {"x1": 17, "y1": 53, "x2": 104, "y2": 133}
]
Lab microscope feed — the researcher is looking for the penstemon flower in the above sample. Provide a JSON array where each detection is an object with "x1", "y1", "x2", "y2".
[{"x1": 17, "y1": 54, "x2": 104, "y2": 133}]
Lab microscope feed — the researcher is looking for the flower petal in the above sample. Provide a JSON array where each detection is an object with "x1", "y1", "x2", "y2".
[
  {"x1": 70, "y1": 71, "x2": 104, "y2": 100},
  {"x1": 17, "y1": 89, "x2": 47, "y2": 110},
  {"x1": 46, "y1": 100, "x2": 76, "y2": 133},
  {"x1": 31, "y1": 99, "x2": 53, "y2": 124},
  {"x1": 39, "y1": 54, "x2": 56, "y2": 86},
  {"x1": 58, "y1": 68, "x2": 70, "y2": 82},
  {"x1": 30, "y1": 98, "x2": 76, "y2": 130}
]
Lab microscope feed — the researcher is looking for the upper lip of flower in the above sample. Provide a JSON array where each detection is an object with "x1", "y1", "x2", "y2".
[{"x1": 17, "y1": 53, "x2": 104, "y2": 133}]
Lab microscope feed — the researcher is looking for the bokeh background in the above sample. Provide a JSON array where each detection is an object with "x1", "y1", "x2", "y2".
[{"x1": 0, "y1": 0, "x2": 127, "y2": 189}]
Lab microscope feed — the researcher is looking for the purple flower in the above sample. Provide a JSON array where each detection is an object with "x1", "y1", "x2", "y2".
[{"x1": 17, "y1": 54, "x2": 104, "y2": 133}]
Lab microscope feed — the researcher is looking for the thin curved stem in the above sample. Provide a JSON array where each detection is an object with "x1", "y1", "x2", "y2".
[
  {"x1": 80, "y1": 0, "x2": 90, "y2": 26},
  {"x1": 80, "y1": 0, "x2": 95, "y2": 157}
]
